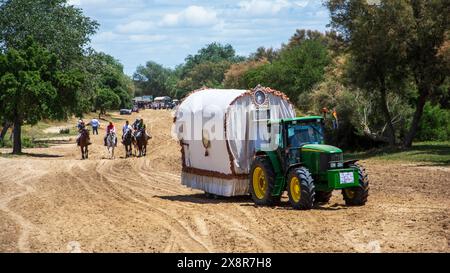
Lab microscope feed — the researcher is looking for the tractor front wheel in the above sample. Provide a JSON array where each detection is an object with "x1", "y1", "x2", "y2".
[
  {"x1": 250, "y1": 157, "x2": 279, "y2": 206},
  {"x1": 342, "y1": 164, "x2": 369, "y2": 206},
  {"x1": 287, "y1": 167, "x2": 315, "y2": 210}
]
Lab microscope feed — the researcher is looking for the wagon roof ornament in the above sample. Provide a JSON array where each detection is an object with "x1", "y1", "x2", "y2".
[{"x1": 252, "y1": 84, "x2": 268, "y2": 107}]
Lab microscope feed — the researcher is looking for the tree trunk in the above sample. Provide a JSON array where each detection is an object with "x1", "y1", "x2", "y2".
[
  {"x1": 0, "y1": 121, "x2": 11, "y2": 141},
  {"x1": 380, "y1": 87, "x2": 396, "y2": 146},
  {"x1": 12, "y1": 116, "x2": 22, "y2": 155},
  {"x1": 403, "y1": 89, "x2": 428, "y2": 148}
]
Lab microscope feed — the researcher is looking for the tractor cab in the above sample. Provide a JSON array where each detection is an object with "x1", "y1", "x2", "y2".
[{"x1": 250, "y1": 116, "x2": 369, "y2": 210}]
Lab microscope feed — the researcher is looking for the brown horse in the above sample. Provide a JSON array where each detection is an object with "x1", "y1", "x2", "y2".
[
  {"x1": 123, "y1": 129, "x2": 133, "y2": 158},
  {"x1": 133, "y1": 129, "x2": 151, "y2": 157},
  {"x1": 78, "y1": 129, "x2": 90, "y2": 160}
]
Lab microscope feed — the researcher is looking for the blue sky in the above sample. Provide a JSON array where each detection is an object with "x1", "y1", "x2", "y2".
[{"x1": 68, "y1": 0, "x2": 330, "y2": 76}]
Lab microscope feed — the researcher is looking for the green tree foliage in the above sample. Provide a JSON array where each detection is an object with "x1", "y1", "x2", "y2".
[
  {"x1": 175, "y1": 43, "x2": 245, "y2": 97},
  {"x1": 0, "y1": 39, "x2": 82, "y2": 154},
  {"x1": 181, "y1": 42, "x2": 245, "y2": 77},
  {"x1": 79, "y1": 51, "x2": 133, "y2": 115},
  {"x1": 176, "y1": 60, "x2": 232, "y2": 93},
  {"x1": 243, "y1": 40, "x2": 330, "y2": 103},
  {"x1": 249, "y1": 47, "x2": 279, "y2": 63},
  {"x1": 416, "y1": 103, "x2": 450, "y2": 141},
  {"x1": 95, "y1": 88, "x2": 120, "y2": 117},
  {"x1": 133, "y1": 61, "x2": 174, "y2": 97},
  {"x1": 0, "y1": 0, "x2": 99, "y2": 66},
  {"x1": 326, "y1": 0, "x2": 450, "y2": 147},
  {"x1": 223, "y1": 59, "x2": 269, "y2": 89}
]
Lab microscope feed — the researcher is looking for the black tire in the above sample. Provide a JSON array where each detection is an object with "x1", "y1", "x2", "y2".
[
  {"x1": 342, "y1": 163, "x2": 369, "y2": 206},
  {"x1": 287, "y1": 167, "x2": 315, "y2": 210},
  {"x1": 249, "y1": 156, "x2": 279, "y2": 206},
  {"x1": 315, "y1": 191, "x2": 332, "y2": 203}
]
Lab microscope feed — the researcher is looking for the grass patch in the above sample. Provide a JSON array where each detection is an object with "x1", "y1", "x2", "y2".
[
  {"x1": 345, "y1": 141, "x2": 450, "y2": 165},
  {"x1": 0, "y1": 137, "x2": 49, "y2": 149}
]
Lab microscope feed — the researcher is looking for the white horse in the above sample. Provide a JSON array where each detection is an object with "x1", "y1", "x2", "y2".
[{"x1": 106, "y1": 132, "x2": 116, "y2": 159}]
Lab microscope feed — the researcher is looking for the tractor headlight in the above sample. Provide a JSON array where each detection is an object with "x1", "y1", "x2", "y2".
[
  {"x1": 330, "y1": 162, "x2": 337, "y2": 168},
  {"x1": 337, "y1": 162, "x2": 344, "y2": 168}
]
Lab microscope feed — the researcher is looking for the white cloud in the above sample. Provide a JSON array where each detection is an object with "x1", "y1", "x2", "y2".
[
  {"x1": 67, "y1": 0, "x2": 81, "y2": 5},
  {"x1": 128, "y1": 34, "x2": 167, "y2": 42},
  {"x1": 116, "y1": 20, "x2": 154, "y2": 34},
  {"x1": 160, "y1": 5, "x2": 218, "y2": 27},
  {"x1": 93, "y1": 31, "x2": 120, "y2": 43},
  {"x1": 294, "y1": 0, "x2": 310, "y2": 8},
  {"x1": 238, "y1": 0, "x2": 292, "y2": 16},
  {"x1": 69, "y1": 0, "x2": 108, "y2": 5}
]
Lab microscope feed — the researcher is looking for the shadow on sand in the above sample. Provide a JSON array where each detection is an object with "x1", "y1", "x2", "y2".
[
  {"x1": 0, "y1": 152, "x2": 64, "y2": 158},
  {"x1": 156, "y1": 193, "x2": 350, "y2": 210}
]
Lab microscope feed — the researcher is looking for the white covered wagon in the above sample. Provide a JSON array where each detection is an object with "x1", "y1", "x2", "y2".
[{"x1": 173, "y1": 86, "x2": 295, "y2": 197}]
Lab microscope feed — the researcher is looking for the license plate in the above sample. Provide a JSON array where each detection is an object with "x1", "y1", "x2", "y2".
[{"x1": 339, "y1": 172, "x2": 354, "y2": 184}]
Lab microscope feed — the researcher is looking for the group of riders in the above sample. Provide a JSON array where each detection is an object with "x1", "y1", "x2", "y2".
[{"x1": 76, "y1": 117, "x2": 148, "y2": 147}]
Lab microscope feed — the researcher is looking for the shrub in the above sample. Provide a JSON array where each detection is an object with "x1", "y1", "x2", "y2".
[
  {"x1": 416, "y1": 103, "x2": 450, "y2": 141},
  {"x1": 60, "y1": 128, "x2": 70, "y2": 134}
]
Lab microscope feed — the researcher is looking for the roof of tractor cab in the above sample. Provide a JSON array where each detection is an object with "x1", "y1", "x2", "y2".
[{"x1": 269, "y1": 116, "x2": 323, "y2": 124}]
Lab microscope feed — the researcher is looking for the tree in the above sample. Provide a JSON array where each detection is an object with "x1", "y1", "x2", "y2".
[
  {"x1": 181, "y1": 43, "x2": 244, "y2": 76},
  {"x1": 249, "y1": 47, "x2": 279, "y2": 63},
  {"x1": 95, "y1": 88, "x2": 120, "y2": 118},
  {"x1": 0, "y1": 0, "x2": 98, "y2": 66},
  {"x1": 77, "y1": 51, "x2": 133, "y2": 114},
  {"x1": 223, "y1": 59, "x2": 269, "y2": 89},
  {"x1": 0, "y1": 0, "x2": 98, "y2": 139},
  {"x1": 243, "y1": 39, "x2": 330, "y2": 103},
  {"x1": 170, "y1": 43, "x2": 245, "y2": 97},
  {"x1": 326, "y1": 0, "x2": 450, "y2": 147},
  {"x1": 176, "y1": 61, "x2": 231, "y2": 95},
  {"x1": 0, "y1": 39, "x2": 82, "y2": 154},
  {"x1": 133, "y1": 61, "x2": 174, "y2": 97},
  {"x1": 402, "y1": 1, "x2": 450, "y2": 147}
]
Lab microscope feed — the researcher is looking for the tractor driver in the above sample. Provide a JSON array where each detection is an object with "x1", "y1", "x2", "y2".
[{"x1": 288, "y1": 128, "x2": 305, "y2": 148}]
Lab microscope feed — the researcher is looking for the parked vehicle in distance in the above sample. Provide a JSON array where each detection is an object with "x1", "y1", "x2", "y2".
[{"x1": 120, "y1": 109, "x2": 132, "y2": 115}]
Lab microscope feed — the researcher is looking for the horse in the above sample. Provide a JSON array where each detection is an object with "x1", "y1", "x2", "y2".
[
  {"x1": 106, "y1": 132, "x2": 116, "y2": 159},
  {"x1": 133, "y1": 129, "x2": 151, "y2": 157},
  {"x1": 78, "y1": 129, "x2": 90, "y2": 160},
  {"x1": 123, "y1": 129, "x2": 133, "y2": 158}
]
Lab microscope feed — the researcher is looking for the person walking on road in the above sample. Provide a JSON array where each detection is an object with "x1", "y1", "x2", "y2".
[{"x1": 91, "y1": 118, "x2": 100, "y2": 135}]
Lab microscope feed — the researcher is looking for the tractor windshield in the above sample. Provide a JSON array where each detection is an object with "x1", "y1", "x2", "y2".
[{"x1": 287, "y1": 121, "x2": 324, "y2": 147}]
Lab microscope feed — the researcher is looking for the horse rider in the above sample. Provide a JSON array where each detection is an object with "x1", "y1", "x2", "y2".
[
  {"x1": 135, "y1": 118, "x2": 151, "y2": 140},
  {"x1": 122, "y1": 120, "x2": 132, "y2": 143},
  {"x1": 76, "y1": 119, "x2": 88, "y2": 146},
  {"x1": 131, "y1": 118, "x2": 140, "y2": 131},
  {"x1": 104, "y1": 122, "x2": 117, "y2": 147}
]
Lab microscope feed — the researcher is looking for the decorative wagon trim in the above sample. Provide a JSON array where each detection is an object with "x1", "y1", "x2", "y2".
[{"x1": 182, "y1": 167, "x2": 249, "y2": 180}]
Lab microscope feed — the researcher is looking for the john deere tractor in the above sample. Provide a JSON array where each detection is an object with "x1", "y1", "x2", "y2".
[{"x1": 250, "y1": 116, "x2": 369, "y2": 210}]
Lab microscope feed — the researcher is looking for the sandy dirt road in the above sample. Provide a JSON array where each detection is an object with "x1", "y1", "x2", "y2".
[{"x1": 0, "y1": 110, "x2": 449, "y2": 253}]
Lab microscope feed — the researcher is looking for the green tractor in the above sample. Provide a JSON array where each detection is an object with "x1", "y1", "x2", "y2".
[{"x1": 250, "y1": 116, "x2": 369, "y2": 210}]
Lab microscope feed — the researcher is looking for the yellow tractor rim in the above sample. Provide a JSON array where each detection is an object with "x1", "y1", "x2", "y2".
[
  {"x1": 252, "y1": 167, "x2": 267, "y2": 199},
  {"x1": 345, "y1": 189, "x2": 356, "y2": 199},
  {"x1": 290, "y1": 177, "x2": 301, "y2": 203}
]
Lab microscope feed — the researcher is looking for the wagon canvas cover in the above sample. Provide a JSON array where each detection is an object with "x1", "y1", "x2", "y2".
[{"x1": 174, "y1": 86, "x2": 295, "y2": 196}]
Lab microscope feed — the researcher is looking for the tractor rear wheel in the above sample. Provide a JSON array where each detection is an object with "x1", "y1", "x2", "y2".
[
  {"x1": 315, "y1": 191, "x2": 332, "y2": 203},
  {"x1": 250, "y1": 156, "x2": 279, "y2": 206},
  {"x1": 287, "y1": 167, "x2": 315, "y2": 210},
  {"x1": 342, "y1": 163, "x2": 369, "y2": 206}
]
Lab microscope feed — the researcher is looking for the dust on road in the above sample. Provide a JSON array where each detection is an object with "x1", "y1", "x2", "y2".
[{"x1": 0, "y1": 110, "x2": 449, "y2": 253}]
